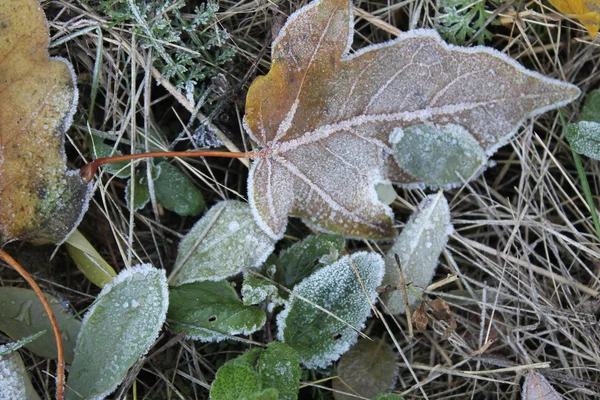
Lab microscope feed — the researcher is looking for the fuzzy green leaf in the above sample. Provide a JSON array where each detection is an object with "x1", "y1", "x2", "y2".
[
  {"x1": 170, "y1": 201, "x2": 275, "y2": 285},
  {"x1": 65, "y1": 265, "x2": 168, "y2": 400},
  {"x1": 332, "y1": 338, "x2": 398, "y2": 400},
  {"x1": 381, "y1": 192, "x2": 452, "y2": 314},
  {"x1": 0, "y1": 346, "x2": 41, "y2": 400},
  {"x1": 373, "y1": 394, "x2": 405, "y2": 400},
  {"x1": 277, "y1": 252, "x2": 384, "y2": 369},
  {"x1": 168, "y1": 280, "x2": 266, "y2": 342},
  {"x1": 391, "y1": 124, "x2": 486, "y2": 187},
  {"x1": 125, "y1": 175, "x2": 151, "y2": 211},
  {"x1": 242, "y1": 275, "x2": 280, "y2": 306},
  {"x1": 154, "y1": 161, "x2": 205, "y2": 216},
  {"x1": 566, "y1": 121, "x2": 600, "y2": 160},
  {"x1": 375, "y1": 183, "x2": 397, "y2": 205},
  {"x1": 0, "y1": 287, "x2": 80, "y2": 363},
  {"x1": 278, "y1": 234, "x2": 345, "y2": 288},
  {"x1": 210, "y1": 343, "x2": 300, "y2": 400},
  {"x1": 581, "y1": 89, "x2": 600, "y2": 123}
]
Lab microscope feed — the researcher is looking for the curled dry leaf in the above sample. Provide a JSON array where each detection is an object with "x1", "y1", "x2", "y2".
[
  {"x1": 0, "y1": 0, "x2": 91, "y2": 245},
  {"x1": 244, "y1": 0, "x2": 579, "y2": 240}
]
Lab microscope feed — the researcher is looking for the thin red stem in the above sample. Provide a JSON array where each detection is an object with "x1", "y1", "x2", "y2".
[
  {"x1": 0, "y1": 248, "x2": 65, "y2": 400},
  {"x1": 80, "y1": 150, "x2": 262, "y2": 182}
]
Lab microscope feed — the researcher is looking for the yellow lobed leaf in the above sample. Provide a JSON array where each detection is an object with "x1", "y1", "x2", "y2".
[
  {"x1": 244, "y1": 0, "x2": 579, "y2": 240},
  {"x1": 549, "y1": 0, "x2": 600, "y2": 37},
  {"x1": 0, "y1": 0, "x2": 91, "y2": 245}
]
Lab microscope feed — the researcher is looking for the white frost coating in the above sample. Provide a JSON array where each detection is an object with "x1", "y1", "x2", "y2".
[
  {"x1": 522, "y1": 371, "x2": 563, "y2": 400},
  {"x1": 170, "y1": 201, "x2": 276, "y2": 285},
  {"x1": 51, "y1": 56, "x2": 79, "y2": 167},
  {"x1": 567, "y1": 121, "x2": 600, "y2": 160},
  {"x1": 381, "y1": 192, "x2": 452, "y2": 314},
  {"x1": 55, "y1": 171, "x2": 94, "y2": 248},
  {"x1": 67, "y1": 264, "x2": 168, "y2": 400},
  {"x1": 0, "y1": 347, "x2": 28, "y2": 400},
  {"x1": 276, "y1": 252, "x2": 385, "y2": 369}
]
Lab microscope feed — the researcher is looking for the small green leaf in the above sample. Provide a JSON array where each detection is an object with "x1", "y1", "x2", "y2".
[
  {"x1": 277, "y1": 252, "x2": 385, "y2": 369},
  {"x1": 381, "y1": 192, "x2": 452, "y2": 314},
  {"x1": 90, "y1": 136, "x2": 130, "y2": 178},
  {"x1": 65, "y1": 229, "x2": 117, "y2": 288},
  {"x1": 391, "y1": 124, "x2": 486, "y2": 187},
  {"x1": 0, "y1": 331, "x2": 45, "y2": 355},
  {"x1": 169, "y1": 201, "x2": 275, "y2": 285},
  {"x1": 66, "y1": 265, "x2": 168, "y2": 400},
  {"x1": 0, "y1": 287, "x2": 81, "y2": 363},
  {"x1": 168, "y1": 280, "x2": 266, "y2": 342},
  {"x1": 154, "y1": 161, "x2": 205, "y2": 216},
  {"x1": 242, "y1": 275, "x2": 280, "y2": 306},
  {"x1": 278, "y1": 234, "x2": 345, "y2": 288},
  {"x1": 125, "y1": 174, "x2": 151, "y2": 211},
  {"x1": 332, "y1": 339, "x2": 398, "y2": 400},
  {"x1": 210, "y1": 343, "x2": 300, "y2": 400},
  {"x1": 258, "y1": 342, "x2": 301, "y2": 400},
  {"x1": 566, "y1": 121, "x2": 600, "y2": 160},
  {"x1": 581, "y1": 89, "x2": 600, "y2": 123},
  {"x1": 210, "y1": 352, "x2": 263, "y2": 400},
  {"x1": 0, "y1": 346, "x2": 41, "y2": 400}
]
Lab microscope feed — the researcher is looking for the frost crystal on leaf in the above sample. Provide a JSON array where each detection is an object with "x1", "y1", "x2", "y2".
[
  {"x1": 277, "y1": 252, "x2": 384, "y2": 369},
  {"x1": 170, "y1": 201, "x2": 275, "y2": 285},
  {"x1": 0, "y1": 346, "x2": 41, "y2": 400},
  {"x1": 244, "y1": 0, "x2": 579, "y2": 240},
  {"x1": 65, "y1": 264, "x2": 168, "y2": 400},
  {"x1": 381, "y1": 192, "x2": 452, "y2": 314}
]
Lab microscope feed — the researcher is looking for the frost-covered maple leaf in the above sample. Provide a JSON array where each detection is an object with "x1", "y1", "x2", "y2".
[{"x1": 244, "y1": 0, "x2": 579, "y2": 240}]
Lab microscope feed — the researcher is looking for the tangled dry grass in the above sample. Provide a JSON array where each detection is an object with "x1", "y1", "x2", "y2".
[{"x1": 2, "y1": 0, "x2": 599, "y2": 398}]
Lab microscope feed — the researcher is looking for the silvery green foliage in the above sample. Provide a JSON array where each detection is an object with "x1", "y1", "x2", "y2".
[
  {"x1": 168, "y1": 280, "x2": 266, "y2": 342},
  {"x1": 381, "y1": 192, "x2": 452, "y2": 314},
  {"x1": 170, "y1": 201, "x2": 275, "y2": 285},
  {"x1": 125, "y1": 174, "x2": 151, "y2": 211},
  {"x1": 210, "y1": 342, "x2": 301, "y2": 400},
  {"x1": 391, "y1": 124, "x2": 487, "y2": 187},
  {"x1": 566, "y1": 121, "x2": 600, "y2": 160},
  {"x1": 242, "y1": 275, "x2": 281, "y2": 306},
  {"x1": 0, "y1": 346, "x2": 41, "y2": 400},
  {"x1": 66, "y1": 265, "x2": 168, "y2": 400},
  {"x1": 522, "y1": 371, "x2": 563, "y2": 400},
  {"x1": 0, "y1": 287, "x2": 81, "y2": 363},
  {"x1": 277, "y1": 252, "x2": 385, "y2": 369},
  {"x1": 580, "y1": 89, "x2": 600, "y2": 123},
  {"x1": 152, "y1": 162, "x2": 205, "y2": 216}
]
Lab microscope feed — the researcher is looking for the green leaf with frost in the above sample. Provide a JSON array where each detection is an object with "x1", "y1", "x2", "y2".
[
  {"x1": 332, "y1": 338, "x2": 398, "y2": 400},
  {"x1": 168, "y1": 280, "x2": 266, "y2": 342},
  {"x1": 0, "y1": 331, "x2": 45, "y2": 356},
  {"x1": 391, "y1": 124, "x2": 486, "y2": 187},
  {"x1": 153, "y1": 161, "x2": 205, "y2": 216},
  {"x1": 65, "y1": 265, "x2": 168, "y2": 400},
  {"x1": 0, "y1": 287, "x2": 80, "y2": 363},
  {"x1": 277, "y1": 252, "x2": 385, "y2": 369},
  {"x1": 90, "y1": 136, "x2": 130, "y2": 178},
  {"x1": 242, "y1": 275, "x2": 281, "y2": 306},
  {"x1": 581, "y1": 89, "x2": 600, "y2": 123},
  {"x1": 381, "y1": 192, "x2": 452, "y2": 314},
  {"x1": 210, "y1": 342, "x2": 300, "y2": 400},
  {"x1": 375, "y1": 183, "x2": 397, "y2": 205},
  {"x1": 169, "y1": 201, "x2": 275, "y2": 285},
  {"x1": 566, "y1": 121, "x2": 600, "y2": 160},
  {"x1": 0, "y1": 346, "x2": 41, "y2": 400},
  {"x1": 125, "y1": 174, "x2": 151, "y2": 211},
  {"x1": 278, "y1": 234, "x2": 345, "y2": 288}
]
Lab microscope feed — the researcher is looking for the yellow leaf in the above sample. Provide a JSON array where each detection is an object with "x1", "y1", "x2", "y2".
[
  {"x1": 0, "y1": 0, "x2": 91, "y2": 245},
  {"x1": 549, "y1": 0, "x2": 600, "y2": 37}
]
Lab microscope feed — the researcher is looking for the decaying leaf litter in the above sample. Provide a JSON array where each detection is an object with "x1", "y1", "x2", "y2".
[{"x1": 1, "y1": 0, "x2": 600, "y2": 399}]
